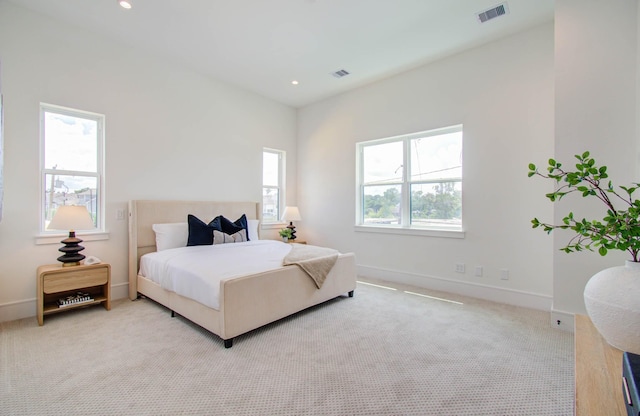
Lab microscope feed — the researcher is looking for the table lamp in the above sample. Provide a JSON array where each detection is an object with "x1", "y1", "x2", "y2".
[
  {"x1": 47, "y1": 205, "x2": 95, "y2": 266},
  {"x1": 281, "y1": 206, "x2": 301, "y2": 241}
]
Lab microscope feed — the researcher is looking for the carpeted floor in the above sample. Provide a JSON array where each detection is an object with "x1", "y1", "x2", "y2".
[{"x1": 0, "y1": 279, "x2": 574, "y2": 415}]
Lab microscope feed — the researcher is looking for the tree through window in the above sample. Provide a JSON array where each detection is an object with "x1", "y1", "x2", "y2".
[{"x1": 357, "y1": 125, "x2": 462, "y2": 230}]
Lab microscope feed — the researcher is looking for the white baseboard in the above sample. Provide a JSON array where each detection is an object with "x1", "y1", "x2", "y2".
[
  {"x1": 357, "y1": 264, "x2": 553, "y2": 311},
  {"x1": 0, "y1": 298, "x2": 37, "y2": 323},
  {"x1": 4, "y1": 272, "x2": 564, "y2": 330},
  {"x1": 0, "y1": 282, "x2": 130, "y2": 323},
  {"x1": 550, "y1": 309, "x2": 575, "y2": 332},
  {"x1": 111, "y1": 282, "x2": 129, "y2": 301}
]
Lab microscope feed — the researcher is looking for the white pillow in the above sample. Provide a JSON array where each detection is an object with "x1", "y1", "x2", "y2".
[
  {"x1": 247, "y1": 219, "x2": 260, "y2": 241},
  {"x1": 152, "y1": 222, "x2": 188, "y2": 251}
]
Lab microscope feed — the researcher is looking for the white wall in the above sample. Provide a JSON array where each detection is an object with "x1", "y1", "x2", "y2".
[
  {"x1": 298, "y1": 0, "x2": 640, "y2": 318},
  {"x1": 553, "y1": 0, "x2": 639, "y2": 315},
  {"x1": 297, "y1": 23, "x2": 556, "y2": 310},
  {"x1": 0, "y1": 3, "x2": 297, "y2": 321}
]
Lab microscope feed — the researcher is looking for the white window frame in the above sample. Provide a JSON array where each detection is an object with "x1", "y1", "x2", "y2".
[
  {"x1": 355, "y1": 125, "x2": 464, "y2": 239},
  {"x1": 262, "y1": 148, "x2": 286, "y2": 225},
  {"x1": 38, "y1": 103, "x2": 106, "y2": 241}
]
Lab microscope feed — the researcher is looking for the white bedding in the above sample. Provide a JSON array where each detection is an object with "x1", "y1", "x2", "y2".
[{"x1": 139, "y1": 240, "x2": 292, "y2": 310}]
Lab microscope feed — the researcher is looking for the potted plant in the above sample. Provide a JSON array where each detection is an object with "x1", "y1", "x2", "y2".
[
  {"x1": 279, "y1": 228, "x2": 293, "y2": 242},
  {"x1": 529, "y1": 151, "x2": 640, "y2": 353}
]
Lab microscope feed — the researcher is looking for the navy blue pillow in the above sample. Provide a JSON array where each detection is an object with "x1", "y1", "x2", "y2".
[
  {"x1": 187, "y1": 214, "x2": 215, "y2": 246},
  {"x1": 210, "y1": 214, "x2": 250, "y2": 241}
]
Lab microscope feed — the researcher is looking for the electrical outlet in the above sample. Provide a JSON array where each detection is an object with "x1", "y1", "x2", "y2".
[
  {"x1": 500, "y1": 269, "x2": 509, "y2": 280},
  {"x1": 455, "y1": 263, "x2": 465, "y2": 273},
  {"x1": 474, "y1": 266, "x2": 483, "y2": 277}
]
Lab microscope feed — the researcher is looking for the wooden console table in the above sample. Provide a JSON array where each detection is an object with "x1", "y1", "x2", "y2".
[{"x1": 575, "y1": 314, "x2": 625, "y2": 415}]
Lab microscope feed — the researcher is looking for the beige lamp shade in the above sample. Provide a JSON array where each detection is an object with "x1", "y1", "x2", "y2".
[
  {"x1": 281, "y1": 206, "x2": 301, "y2": 222},
  {"x1": 47, "y1": 205, "x2": 95, "y2": 266},
  {"x1": 48, "y1": 205, "x2": 95, "y2": 232}
]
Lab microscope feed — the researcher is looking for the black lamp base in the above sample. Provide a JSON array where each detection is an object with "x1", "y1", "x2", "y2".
[
  {"x1": 287, "y1": 222, "x2": 297, "y2": 241},
  {"x1": 57, "y1": 231, "x2": 86, "y2": 267}
]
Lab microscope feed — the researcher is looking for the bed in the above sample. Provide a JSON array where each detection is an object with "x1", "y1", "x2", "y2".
[{"x1": 128, "y1": 200, "x2": 357, "y2": 348}]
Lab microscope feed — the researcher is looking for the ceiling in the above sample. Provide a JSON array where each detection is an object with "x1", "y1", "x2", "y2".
[{"x1": 6, "y1": 0, "x2": 554, "y2": 108}]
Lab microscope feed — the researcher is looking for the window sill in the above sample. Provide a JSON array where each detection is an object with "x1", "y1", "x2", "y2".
[
  {"x1": 354, "y1": 225, "x2": 465, "y2": 239},
  {"x1": 261, "y1": 222, "x2": 287, "y2": 230},
  {"x1": 35, "y1": 231, "x2": 110, "y2": 245}
]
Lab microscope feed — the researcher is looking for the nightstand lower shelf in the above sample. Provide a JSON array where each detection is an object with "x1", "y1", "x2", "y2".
[{"x1": 43, "y1": 295, "x2": 108, "y2": 315}]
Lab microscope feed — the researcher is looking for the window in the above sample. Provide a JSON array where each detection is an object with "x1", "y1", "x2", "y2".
[
  {"x1": 356, "y1": 125, "x2": 463, "y2": 232},
  {"x1": 262, "y1": 148, "x2": 285, "y2": 223},
  {"x1": 40, "y1": 104, "x2": 105, "y2": 233}
]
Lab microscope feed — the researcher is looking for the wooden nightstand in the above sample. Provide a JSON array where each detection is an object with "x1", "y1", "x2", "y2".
[
  {"x1": 287, "y1": 240, "x2": 307, "y2": 244},
  {"x1": 37, "y1": 262, "x2": 111, "y2": 326}
]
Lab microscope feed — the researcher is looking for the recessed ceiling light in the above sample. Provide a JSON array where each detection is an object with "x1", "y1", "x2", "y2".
[
  {"x1": 119, "y1": 0, "x2": 132, "y2": 9},
  {"x1": 291, "y1": 80, "x2": 299, "y2": 85}
]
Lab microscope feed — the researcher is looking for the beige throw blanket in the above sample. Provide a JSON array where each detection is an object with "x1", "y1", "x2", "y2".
[{"x1": 283, "y1": 244, "x2": 339, "y2": 288}]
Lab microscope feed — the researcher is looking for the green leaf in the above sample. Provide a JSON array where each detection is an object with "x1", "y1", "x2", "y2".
[{"x1": 529, "y1": 151, "x2": 640, "y2": 260}]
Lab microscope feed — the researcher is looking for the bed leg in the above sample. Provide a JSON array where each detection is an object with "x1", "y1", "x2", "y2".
[
  {"x1": 348, "y1": 290, "x2": 354, "y2": 298},
  {"x1": 224, "y1": 339, "x2": 233, "y2": 348},
  {"x1": 171, "y1": 310, "x2": 175, "y2": 318}
]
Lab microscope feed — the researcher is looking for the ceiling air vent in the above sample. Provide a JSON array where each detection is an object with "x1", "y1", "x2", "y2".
[
  {"x1": 477, "y1": 3, "x2": 509, "y2": 23},
  {"x1": 331, "y1": 69, "x2": 350, "y2": 78}
]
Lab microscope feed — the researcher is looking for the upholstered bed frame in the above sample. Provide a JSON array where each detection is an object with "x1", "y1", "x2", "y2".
[{"x1": 128, "y1": 200, "x2": 357, "y2": 348}]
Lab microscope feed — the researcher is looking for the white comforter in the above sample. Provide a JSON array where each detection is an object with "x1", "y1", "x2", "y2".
[{"x1": 139, "y1": 240, "x2": 292, "y2": 310}]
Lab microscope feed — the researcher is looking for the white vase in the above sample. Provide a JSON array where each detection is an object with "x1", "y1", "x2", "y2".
[{"x1": 583, "y1": 260, "x2": 640, "y2": 354}]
